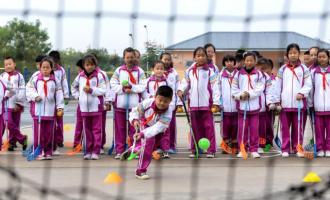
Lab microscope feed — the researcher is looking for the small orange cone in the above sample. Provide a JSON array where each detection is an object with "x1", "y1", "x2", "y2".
[{"x1": 104, "y1": 172, "x2": 122, "y2": 184}]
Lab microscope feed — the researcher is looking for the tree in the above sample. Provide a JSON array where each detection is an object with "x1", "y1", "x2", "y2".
[
  {"x1": 0, "y1": 18, "x2": 51, "y2": 70},
  {"x1": 140, "y1": 41, "x2": 164, "y2": 73}
]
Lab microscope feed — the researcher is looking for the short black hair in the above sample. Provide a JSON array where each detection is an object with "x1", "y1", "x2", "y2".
[
  {"x1": 156, "y1": 85, "x2": 173, "y2": 99},
  {"x1": 252, "y1": 50, "x2": 262, "y2": 59},
  {"x1": 243, "y1": 51, "x2": 257, "y2": 61},
  {"x1": 160, "y1": 52, "x2": 172, "y2": 60},
  {"x1": 123, "y1": 47, "x2": 135, "y2": 58},
  {"x1": 4, "y1": 56, "x2": 15, "y2": 62},
  {"x1": 82, "y1": 54, "x2": 98, "y2": 67},
  {"x1": 49, "y1": 50, "x2": 61, "y2": 64},
  {"x1": 267, "y1": 59, "x2": 274, "y2": 69},
  {"x1": 317, "y1": 49, "x2": 330, "y2": 64},
  {"x1": 40, "y1": 56, "x2": 55, "y2": 69},
  {"x1": 256, "y1": 57, "x2": 268, "y2": 66},
  {"x1": 204, "y1": 43, "x2": 216, "y2": 52},
  {"x1": 286, "y1": 43, "x2": 300, "y2": 56},
  {"x1": 222, "y1": 54, "x2": 236, "y2": 66},
  {"x1": 151, "y1": 60, "x2": 165, "y2": 69},
  {"x1": 308, "y1": 46, "x2": 320, "y2": 52},
  {"x1": 193, "y1": 47, "x2": 207, "y2": 58},
  {"x1": 235, "y1": 49, "x2": 245, "y2": 62},
  {"x1": 35, "y1": 55, "x2": 46, "y2": 63},
  {"x1": 76, "y1": 59, "x2": 83, "y2": 69},
  {"x1": 304, "y1": 51, "x2": 310, "y2": 55}
]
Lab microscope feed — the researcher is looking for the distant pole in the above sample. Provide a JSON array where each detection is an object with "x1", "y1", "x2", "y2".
[
  {"x1": 129, "y1": 33, "x2": 134, "y2": 48},
  {"x1": 67, "y1": 65, "x2": 71, "y2": 95},
  {"x1": 23, "y1": 66, "x2": 28, "y2": 82},
  {"x1": 144, "y1": 25, "x2": 149, "y2": 71}
]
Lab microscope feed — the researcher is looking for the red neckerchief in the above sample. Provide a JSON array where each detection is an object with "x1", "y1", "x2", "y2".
[
  {"x1": 121, "y1": 65, "x2": 138, "y2": 84},
  {"x1": 316, "y1": 66, "x2": 330, "y2": 90},
  {"x1": 164, "y1": 67, "x2": 173, "y2": 78},
  {"x1": 192, "y1": 63, "x2": 208, "y2": 80},
  {"x1": 7, "y1": 71, "x2": 17, "y2": 81},
  {"x1": 286, "y1": 60, "x2": 301, "y2": 83},
  {"x1": 142, "y1": 101, "x2": 167, "y2": 126},
  {"x1": 243, "y1": 67, "x2": 255, "y2": 89}
]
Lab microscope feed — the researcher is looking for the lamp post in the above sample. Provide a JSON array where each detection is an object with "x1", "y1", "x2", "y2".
[
  {"x1": 144, "y1": 25, "x2": 149, "y2": 71},
  {"x1": 129, "y1": 33, "x2": 134, "y2": 48}
]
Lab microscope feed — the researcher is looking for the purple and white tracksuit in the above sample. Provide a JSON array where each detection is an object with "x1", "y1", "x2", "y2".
[
  {"x1": 311, "y1": 66, "x2": 330, "y2": 152},
  {"x1": 110, "y1": 65, "x2": 146, "y2": 154},
  {"x1": 179, "y1": 63, "x2": 220, "y2": 154},
  {"x1": 71, "y1": 70, "x2": 106, "y2": 155},
  {"x1": 274, "y1": 61, "x2": 312, "y2": 153},
  {"x1": 0, "y1": 71, "x2": 26, "y2": 146},
  {"x1": 130, "y1": 98, "x2": 173, "y2": 175},
  {"x1": 219, "y1": 68, "x2": 238, "y2": 143},
  {"x1": 232, "y1": 67, "x2": 265, "y2": 153},
  {"x1": 26, "y1": 73, "x2": 64, "y2": 156}
]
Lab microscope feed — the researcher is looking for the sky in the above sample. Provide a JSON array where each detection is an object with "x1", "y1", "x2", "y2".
[{"x1": 0, "y1": 0, "x2": 329, "y2": 54}]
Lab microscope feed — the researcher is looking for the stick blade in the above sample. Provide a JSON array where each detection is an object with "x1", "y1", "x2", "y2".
[{"x1": 240, "y1": 143, "x2": 248, "y2": 160}]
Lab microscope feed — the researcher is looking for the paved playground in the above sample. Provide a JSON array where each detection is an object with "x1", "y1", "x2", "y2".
[{"x1": 0, "y1": 102, "x2": 330, "y2": 200}]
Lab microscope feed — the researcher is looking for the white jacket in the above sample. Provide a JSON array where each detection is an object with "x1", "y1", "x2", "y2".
[
  {"x1": 219, "y1": 68, "x2": 238, "y2": 113},
  {"x1": 311, "y1": 66, "x2": 330, "y2": 113},
  {"x1": 110, "y1": 65, "x2": 146, "y2": 110},
  {"x1": 26, "y1": 73, "x2": 64, "y2": 119},
  {"x1": 165, "y1": 67, "x2": 181, "y2": 106},
  {"x1": 97, "y1": 67, "x2": 114, "y2": 102},
  {"x1": 0, "y1": 71, "x2": 26, "y2": 110},
  {"x1": 275, "y1": 62, "x2": 312, "y2": 110},
  {"x1": 179, "y1": 64, "x2": 220, "y2": 111},
  {"x1": 260, "y1": 72, "x2": 275, "y2": 112},
  {"x1": 143, "y1": 75, "x2": 168, "y2": 99},
  {"x1": 232, "y1": 67, "x2": 265, "y2": 112},
  {"x1": 54, "y1": 65, "x2": 70, "y2": 99},
  {"x1": 129, "y1": 98, "x2": 173, "y2": 139},
  {"x1": 0, "y1": 80, "x2": 6, "y2": 115},
  {"x1": 71, "y1": 70, "x2": 106, "y2": 115}
]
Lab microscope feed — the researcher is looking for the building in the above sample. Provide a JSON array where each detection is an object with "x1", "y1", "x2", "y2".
[{"x1": 166, "y1": 31, "x2": 330, "y2": 78}]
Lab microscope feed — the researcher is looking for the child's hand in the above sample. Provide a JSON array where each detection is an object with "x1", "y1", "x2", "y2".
[
  {"x1": 133, "y1": 120, "x2": 140, "y2": 130},
  {"x1": 133, "y1": 132, "x2": 143, "y2": 141},
  {"x1": 296, "y1": 93, "x2": 304, "y2": 100},
  {"x1": 124, "y1": 88, "x2": 132, "y2": 94},
  {"x1": 176, "y1": 105, "x2": 183, "y2": 113},
  {"x1": 177, "y1": 90, "x2": 184, "y2": 98},
  {"x1": 83, "y1": 86, "x2": 91, "y2": 93},
  {"x1": 211, "y1": 105, "x2": 219, "y2": 113},
  {"x1": 13, "y1": 104, "x2": 23, "y2": 112},
  {"x1": 35, "y1": 96, "x2": 42, "y2": 102},
  {"x1": 57, "y1": 108, "x2": 64, "y2": 117},
  {"x1": 240, "y1": 91, "x2": 249, "y2": 100},
  {"x1": 104, "y1": 102, "x2": 112, "y2": 111}
]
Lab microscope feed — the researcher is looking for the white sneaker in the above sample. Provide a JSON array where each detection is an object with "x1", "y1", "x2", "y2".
[
  {"x1": 84, "y1": 154, "x2": 92, "y2": 160},
  {"x1": 189, "y1": 153, "x2": 196, "y2": 158},
  {"x1": 251, "y1": 152, "x2": 260, "y2": 158},
  {"x1": 258, "y1": 148, "x2": 264, "y2": 153},
  {"x1": 206, "y1": 153, "x2": 215, "y2": 158},
  {"x1": 91, "y1": 153, "x2": 99, "y2": 160},
  {"x1": 36, "y1": 155, "x2": 46, "y2": 160},
  {"x1": 114, "y1": 153, "x2": 121, "y2": 159},
  {"x1": 296, "y1": 152, "x2": 304, "y2": 158},
  {"x1": 45, "y1": 155, "x2": 53, "y2": 160},
  {"x1": 281, "y1": 152, "x2": 289, "y2": 158},
  {"x1": 100, "y1": 149, "x2": 105, "y2": 155},
  {"x1": 236, "y1": 152, "x2": 244, "y2": 158},
  {"x1": 317, "y1": 151, "x2": 325, "y2": 157},
  {"x1": 162, "y1": 152, "x2": 170, "y2": 159},
  {"x1": 53, "y1": 150, "x2": 60, "y2": 156},
  {"x1": 135, "y1": 173, "x2": 150, "y2": 180},
  {"x1": 325, "y1": 151, "x2": 330, "y2": 157}
]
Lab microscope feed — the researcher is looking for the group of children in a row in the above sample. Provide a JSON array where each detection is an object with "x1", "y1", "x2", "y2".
[{"x1": 1, "y1": 43, "x2": 330, "y2": 166}]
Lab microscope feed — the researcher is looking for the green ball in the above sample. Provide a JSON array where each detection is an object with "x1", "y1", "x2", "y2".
[
  {"x1": 198, "y1": 138, "x2": 210, "y2": 151},
  {"x1": 122, "y1": 80, "x2": 129, "y2": 86}
]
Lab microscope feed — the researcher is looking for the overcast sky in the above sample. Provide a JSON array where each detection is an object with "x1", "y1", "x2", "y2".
[{"x1": 0, "y1": 0, "x2": 329, "y2": 54}]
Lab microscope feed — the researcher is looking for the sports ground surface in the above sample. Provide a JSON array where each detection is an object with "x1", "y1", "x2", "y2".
[{"x1": 0, "y1": 102, "x2": 329, "y2": 200}]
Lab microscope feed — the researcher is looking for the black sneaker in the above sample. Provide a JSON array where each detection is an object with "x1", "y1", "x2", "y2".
[
  {"x1": 8, "y1": 144, "x2": 15, "y2": 151},
  {"x1": 58, "y1": 143, "x2": 64, "y2": 148},
  {"x1": 22, "y1": 136, "x2": 28, "y2": 151},
  {"x1": 120, "y1": 150, "x2": 130, "y2": 161}
]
